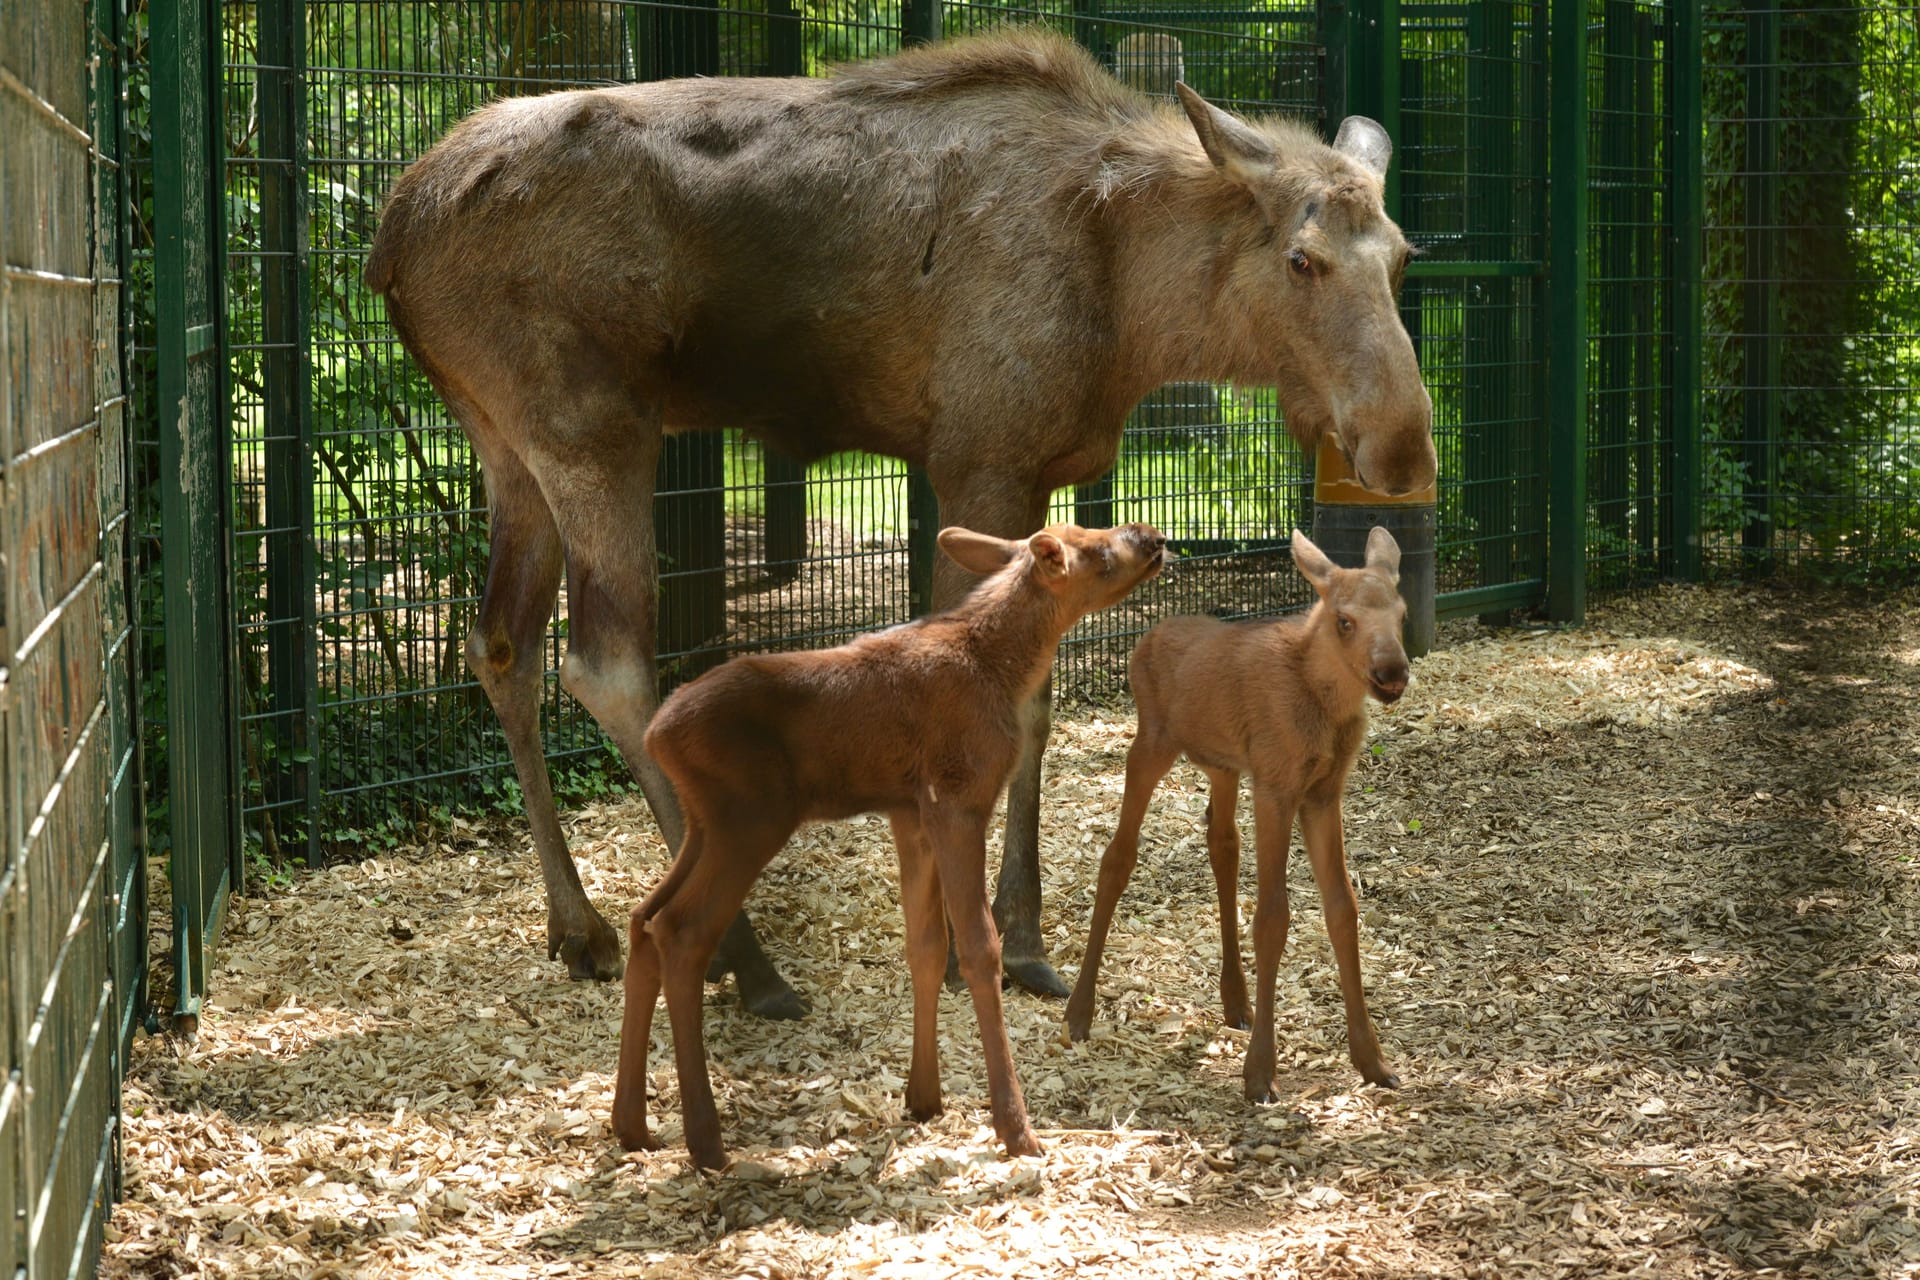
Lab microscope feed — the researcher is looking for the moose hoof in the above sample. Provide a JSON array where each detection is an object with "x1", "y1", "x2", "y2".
[
  {"x1": 1003, "y1": 957, "x2": 1069, "y2": 999},
  {"x1": 1244, "y1": 1069, "x2": 1280, "y2": 1105},
  {"x1": 1363, "y1": 1066, "x2": 1403, "y2": 1090},
  {"x1": 557, "y1": 923, "x2": 624, "y2": 982},
  {"x1": 906, "y1": 1091, "x2": 944, "y2": 1122},
  {"x1": 739, "y1": 973, "x2": 809, "y2": 1021}
]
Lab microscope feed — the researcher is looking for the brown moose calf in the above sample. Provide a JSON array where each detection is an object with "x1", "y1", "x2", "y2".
[
  {"x1": 1065, "y1": 527, "x2": 1408, "y2": 1100},
  {"x1": 613, "y1": 522, "x2": 1166, "y2": 1169}
]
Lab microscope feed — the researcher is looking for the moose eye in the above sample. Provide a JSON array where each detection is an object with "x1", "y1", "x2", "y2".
[
  {"x1": 1287, "y1": 248, "x2": 1314, "y2": 278},
  {"x1": 1337, "y1": 614, "x2": 1354, "y2": 635}
]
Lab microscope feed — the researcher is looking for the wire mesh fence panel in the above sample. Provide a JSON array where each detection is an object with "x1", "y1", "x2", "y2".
[
  {"x1": 1397, "y1": 1, "x2": 1549, "y2": 616},
  {"x1": 1701, "y1": 1, "x2": 1920, "y2": 581},
  {"x1": 1585, "y1": 0, "x2": 1674, "y2": 591},
  {"x1": 1, "y1": 0, "x2": 142, "y2": 1271}
]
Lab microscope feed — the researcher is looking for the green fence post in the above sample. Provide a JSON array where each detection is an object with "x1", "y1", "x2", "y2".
[
  {"x1": 1546, "y1": 0, "x2": 1588, "y2": 622},
  {"x1": 1669, "y1": 0, "x2": 1703, "y2": 580},
  {"x1": 1465, "y1": 0, "x2": 1517, "y2": 623},
  {"x1": 908, "y1": 469, "x2": 940, "y2": 618},
  {"x1": 651, "y1": 0, "x2": 728, "y2": 675},
  {"x1": 1742, "y1": 0, "x2": 1780, "y2": 572},
  {"x1": 259, "y1": 0, "x2": 320, "y2": 866},
  {"x1": 153, "y1": 0, "x2": 240, "y2": 1027},
  {"x1": 1594, "y1": 0, "x2": 1635, "y2": 548},
  {"x1": 760, "y1": 1, "x2": 808, "y2": 581},
  {"x1": 904, "y1": 0, "x2": 940, "y2": 614}
]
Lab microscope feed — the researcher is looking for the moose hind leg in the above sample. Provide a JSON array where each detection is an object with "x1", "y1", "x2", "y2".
[
  {"x1": 536, "y1": 432, "x2": 806, "y2": 1020},
  {"x1": 466, "y1": 455, "x2": 621, "y2": 980}
]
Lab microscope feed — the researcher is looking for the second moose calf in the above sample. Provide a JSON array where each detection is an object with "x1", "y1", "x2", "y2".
[{"x1": 1066, "y1": 527, "x2": 1408, "y2": 1100}]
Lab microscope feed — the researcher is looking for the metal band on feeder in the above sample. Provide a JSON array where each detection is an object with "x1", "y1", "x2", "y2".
[{"x1": 1310, "y1": 437, "x2": 1437, "y2": 658}]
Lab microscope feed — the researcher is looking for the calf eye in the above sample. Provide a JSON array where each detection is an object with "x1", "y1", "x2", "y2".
[
  {"x1": 1287, "y1": 248, "x2": 1314, "y2": 278},
  {"x1": 1337, "y1": 614, "x2": 1354, "y2": 634}
]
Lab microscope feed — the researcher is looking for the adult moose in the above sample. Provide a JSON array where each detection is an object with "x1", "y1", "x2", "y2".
[{"x1": 364, "y1": 29, "x2": 1433, "y2": 1015}]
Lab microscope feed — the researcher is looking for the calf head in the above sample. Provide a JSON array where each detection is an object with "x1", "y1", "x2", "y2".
[
  {"x1": 939, "y1": 522, "x2": 1167, "y2": 622},
  {"x1": 1177, "y1": 87, "x2": 1437, "y2": 496},
  {"x1": 1290, "y1": 526, "x2": 1410, "y2": 704}
]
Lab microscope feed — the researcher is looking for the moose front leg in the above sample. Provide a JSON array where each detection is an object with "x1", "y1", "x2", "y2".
[
  {"x1": 994, "y1": 676, "x2": 1067, "y2": 996},
  {"x1": 929, "y1": 468, "x2": 1064, "y2": 996}
]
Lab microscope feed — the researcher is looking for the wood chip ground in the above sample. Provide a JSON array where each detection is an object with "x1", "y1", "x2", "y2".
[{"x1": 104, "y1": 584, "x2": 1920, "y2": 1278}]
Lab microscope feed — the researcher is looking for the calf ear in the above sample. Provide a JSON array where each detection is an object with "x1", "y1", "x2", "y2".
[
  {"x1": 1176, "y1": 83, "x2": 1274, "y2": 187},
  {"x1": 1290, "y1": 529, "x2": 1337, "y2": 592},
  {"x1": 1027, "y1": 531, "x2": 1069, "y2": 580},
  {"x1": 1364, "y1": 525, "x2": 1402, "y2": 583},
  {"x1": 939, "y1": 527, "x2": 1017, "y2": 576},
  {"x1": 1334, "y1": 115, "x2": 1393, "y2": 178}
]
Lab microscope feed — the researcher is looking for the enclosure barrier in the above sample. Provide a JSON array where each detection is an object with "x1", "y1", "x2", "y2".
[
  {"x1": 2, "y1": 0, "x2": 143, "y2": 1275},
  {"x1": 7, "y1": 2, "x2": 1917, "y2": 1271},
  {"x1": 123, "y1": 0, "x2": 1919, "y2": 879}
]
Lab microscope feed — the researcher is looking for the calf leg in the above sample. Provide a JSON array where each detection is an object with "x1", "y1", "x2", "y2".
[
  {"x1": 925, "y1": 803, "x2": 1041, "y2": 1159},
  {"x1": 1245, "y1": 785, "x2": 1298, "y2": 1103},
  {"x1": 1065, "y1": 727, "x2": 1178, "y2": 1041},
  {"x1": 464, "y1": 451, "x2": 621, "y2": 980},
  {"x1": 648, "y1": 809, "x2": 796, "y2": 1170},
  {"x1": 1299, "y1": 794, "x2": 1398, "y2": 1088},
  {"x1": 1201, "y1": 767, "x2": 1251, "y2": 1031},
  {"x1": 612, "y1": 808, "x2": 715, "y2": 1151},
  {"x1": 930, "y1": 471, "x2": 1061, "y2": 996},
  {"x1": 889, "y1": 812, "x2": 947, "y2": 1122},
  {"x1": 534, "y1": 434, "x2": 804, "y2": 1021}
]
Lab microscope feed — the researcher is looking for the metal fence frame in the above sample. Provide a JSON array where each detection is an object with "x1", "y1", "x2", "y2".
[{"x1": 2, "y1": 0, "x2": 144, "y2": 1275}]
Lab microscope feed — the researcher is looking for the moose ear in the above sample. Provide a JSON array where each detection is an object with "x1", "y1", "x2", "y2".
[
  {"x1": 938, "y1": 527, "x2": 1017, "y2": 576},
  {"x1": 1176, "y1": 82, "x2": 1274, "y2": 186},
  {"x1": 1026, "y1": 531, "x2": 1069, "y2": 579},
  {"x1": 1364, "y1": 525, "x2": 1402, "y2": 583},
  {"x1": 1290, "y1": 529, "x2": 1336, "y2": 592},
  {"x1": 1334, "y1": 115, "x2": 1393, "y2": 178}
]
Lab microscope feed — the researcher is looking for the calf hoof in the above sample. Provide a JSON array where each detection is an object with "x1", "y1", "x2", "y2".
[
  {"x1": 1362, "y1": 1064, "x2": 1402, "y2": 1090},
  {"x1": 689, "y1": 1140, "x2": 730, "y2": 1173},
  {"x1": 1244, "y1": 1066, "x2": 1280, "y2": 1105},
  {"x1": 1063, "y1": 995, "x2": 1094, "y2": 1043},
  {"x1": 1003, "y1": 957, "x2": 1069, "y2": 999},
  {"x1": 905, "y1": 1091, "x2": 944, "y2": 1122},
  {"x1": 1000, "y1": 1125, "x2": 1043, "y2": 1159},
  {"x1": 611, "y1": 1116, "x2": 658, "y2": 1153},
  {"x1": 556, "y1": 920, "x2": 624, "y2": 982}
]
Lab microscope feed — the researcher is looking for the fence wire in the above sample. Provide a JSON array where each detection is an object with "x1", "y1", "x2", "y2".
[{"x1": 1700, "y1": 2, "x2": 1920, "y2": 581}]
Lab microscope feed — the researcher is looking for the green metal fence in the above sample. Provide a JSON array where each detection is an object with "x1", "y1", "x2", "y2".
[
  {"x1": 1, "y1": 0, "x2": 143, "y2": 1274},
  {"x1": 123, "y1": 1, "x2": 1920, "y2": 876},
  {"x1": 1700, "y1": 1, "x2": 1920, "y2": 580}
]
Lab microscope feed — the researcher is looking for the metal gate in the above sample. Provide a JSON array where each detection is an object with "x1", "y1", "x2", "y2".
[{"x1": 1, "y1": 0, "x2": 144, "y2": 1275}]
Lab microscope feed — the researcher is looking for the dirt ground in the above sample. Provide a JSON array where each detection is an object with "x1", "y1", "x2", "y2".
[{"x1": 103, "y1": 583, "x2": 1920, "y2": 1279}]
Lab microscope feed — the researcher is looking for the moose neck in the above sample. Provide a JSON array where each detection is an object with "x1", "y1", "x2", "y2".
[{"x1": 1098, "y1": 141, "x2": 1309, "y2": 394}]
